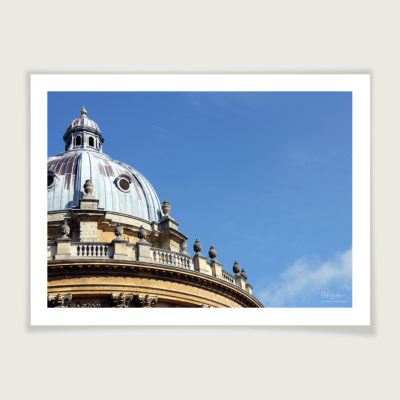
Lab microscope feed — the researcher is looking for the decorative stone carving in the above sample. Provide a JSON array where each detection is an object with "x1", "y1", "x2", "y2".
[
  {"x1": 233, "y1": 260, "x2": 241, "y2": 275},
  {"x1": 60, "y1": 220, "x2": 70, "y2": 238},
  {"x1": 138, "y1": 225, "x2": 146, "y2": 241},
  {"x1": 240, "y1": 268, "x2": 248, "y2": 281},
  {"x1": 208, "y1": 245, "x2": 217, "y2": 260},
  {"x1": 135, "y1": 294, "x2": 158, "y2": 308},
  {"x1": 111, "y1": 293, "x2": 134, "y2": 308},
  {"x1": 161, "y1": 200, "x2": 171, "y2": 216},
  {"x1": 111, "y1": 293, "x2": 158, "y2": 308},
  {"x1": 48, "y1": 293, "x2": 73, "y2": 308},
  {"x1": 180, "y1": 241, "x2": 188, "y2": 253},
  {"x1": 114, "y1": 224, "x2": 123, "y2": 238},
  {"x1": 83, "y1": 179, "x2": 94, "y2": 196},
  {"x1": 193, "y1": 238, "x2": 202, "y2": 254}
]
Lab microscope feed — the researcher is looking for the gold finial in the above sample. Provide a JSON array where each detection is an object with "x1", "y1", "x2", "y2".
[{"x1": 81, "y1": 106, "x2": 87, "y2": 116}]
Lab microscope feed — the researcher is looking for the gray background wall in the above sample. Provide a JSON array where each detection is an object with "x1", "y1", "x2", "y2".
[{"x1": 1, "y1": 1, "x2": 398, "y2": 399}]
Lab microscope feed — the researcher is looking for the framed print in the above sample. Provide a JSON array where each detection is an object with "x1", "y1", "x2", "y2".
[{"x1": 31, "y1": 74, "x2": 370, "y2": 325}]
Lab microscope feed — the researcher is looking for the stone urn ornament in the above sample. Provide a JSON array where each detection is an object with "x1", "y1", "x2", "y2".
[
  {"x1": 233, "y1": 260, "x2": 241, "y2": 275},
  {"x1": 180, "y1": 241, "x2": 188, "y2": 253},
  {"x1": 83, "y1": 179, "x2": 94, "y2": 196},
  {"x1": 208, "y1": 245, "x2": 217, "y2": 260},
  {"x1": 193, "y1": 238, "x2": 202, "y2": 254},
  {"x1": 138, "y1": 225, "x2": 146, "y2": 241},
  {"x1": 60, "y1": 220, "x2": 70, "y2": 238},
  {"x1": 114, "y1": 224, "x2": 123, "y2": 238},
  {"x1": 162, "y1": 200, "x2": 171, "y2": 217}
]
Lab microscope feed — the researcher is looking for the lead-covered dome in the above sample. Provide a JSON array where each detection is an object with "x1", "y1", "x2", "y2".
[
  {"x1": 66, "y1": 113, "x2": 101, "y2": 133},
  {"x1": 48, "y1": 108, "x2": 162, "y2": 222}
]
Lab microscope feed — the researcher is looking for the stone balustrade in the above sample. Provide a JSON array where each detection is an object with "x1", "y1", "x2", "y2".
[
  {"x1": 49, "y1": 241, "x2": 252, "y2": 294},
  {"x1": 150, "y1": 248, "x2": 193, "y2": 270},
  {"x1": 221, "y1": 270, "x2": 236, "y2": 284},
  {"x1": 71, "y1": 242, "x2": 111, "y2": 258}
]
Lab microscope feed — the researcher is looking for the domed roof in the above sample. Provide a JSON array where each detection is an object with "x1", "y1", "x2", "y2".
[
  {"x1": 48, "y1": 109, "x2": 163, "y2": 222},
  {"x1": 68, "y1": 115, "x2": 100, "y2": 132},
  {"x1": 63, "y1": 106, "x2": 102, "y2": 139}
]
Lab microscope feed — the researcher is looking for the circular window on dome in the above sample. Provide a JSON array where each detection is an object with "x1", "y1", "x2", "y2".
[{"x1": 115, "y1": 175, "x2": 131, "y2": 192}]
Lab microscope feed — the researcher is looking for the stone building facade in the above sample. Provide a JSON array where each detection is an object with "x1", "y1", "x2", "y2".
[{"x1": 47, "y1": 107, "x2": 263, "y2": 308}]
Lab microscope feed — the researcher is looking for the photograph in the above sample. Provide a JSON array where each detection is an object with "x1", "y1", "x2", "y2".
[
  {"x1": 31, "y1": 74, "x2": 370, "y2": 324},
  {"x1": 7, "y1": 3, "x2": 397, "y2": 399}
]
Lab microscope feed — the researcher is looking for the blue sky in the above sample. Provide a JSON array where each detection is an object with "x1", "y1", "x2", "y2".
[{"x1": 48, "y1": 91, "x2": 352, "y2": 307}]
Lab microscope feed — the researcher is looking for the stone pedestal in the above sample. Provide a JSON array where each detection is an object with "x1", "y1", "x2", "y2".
[
  {"x1": 55, "y1": 237, "x2": 72, "y2": 260},
  {"x1": 210, "y1": 260, "x2": 223, "y2": 278},
  {"x1": 158, "y1": 216, "x2": 186, "y2": 252},
  {"x1": 159, "y1": 215, "x2": 179, "y2": 231},
  {"x1": 137, "y1": 240, "x2": 152, "y2": 262},
  {"x1": 112, "y1": 238, "x2": 129, "y2": 260},
  {"x1": 193, "y1": 253, "x2": 212, "y2": 275},
  {"x1": 79, "y1": 196, "x2": 99, "y2": 210},
  {"x1": 245, "y1": 283, "x2": 253, "y2": 295},
  {"x1": 235, "y1": 275, "x2": 247, "y2": 290}
]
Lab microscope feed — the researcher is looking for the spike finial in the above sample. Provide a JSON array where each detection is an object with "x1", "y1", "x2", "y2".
[{"x1": 81, "y1": 106, "x2": 87, "y2": 116}]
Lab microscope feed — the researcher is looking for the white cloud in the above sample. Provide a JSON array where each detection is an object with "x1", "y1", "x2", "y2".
[{"x1": 259, "y1": 249, "x2": 352, "y2": 307}]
